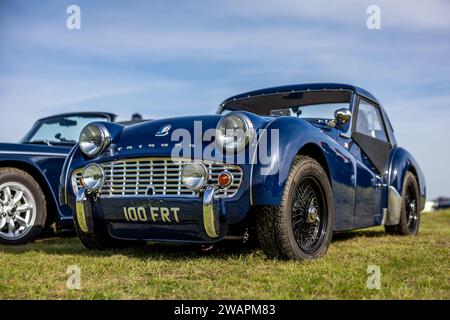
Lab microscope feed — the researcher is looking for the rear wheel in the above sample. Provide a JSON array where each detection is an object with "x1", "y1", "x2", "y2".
[
  {"x1": 0, "y1": 168, "x2": 46, "y2": 245},
  {"x1": 385, "y1": 172, "x2": 420, "y2": 235},
  {"x1": 256, "y1": 156, "x2": 333, "y2": 260}
]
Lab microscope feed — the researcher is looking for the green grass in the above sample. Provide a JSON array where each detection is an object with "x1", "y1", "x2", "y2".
[{"x1": 1, "y1": 211, "x2": 449, "y2": 300}]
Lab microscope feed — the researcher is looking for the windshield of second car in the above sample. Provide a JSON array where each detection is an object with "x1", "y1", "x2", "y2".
[{"x1": 24, "y1": 115, "x2": 109, "y2": 145}]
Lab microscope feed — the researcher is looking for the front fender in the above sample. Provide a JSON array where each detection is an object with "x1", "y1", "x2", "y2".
[{"x1": 250, "y1": 117, "x2": 357, "y2": 230}]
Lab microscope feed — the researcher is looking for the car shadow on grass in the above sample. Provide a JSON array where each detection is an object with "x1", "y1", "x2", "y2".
[
  {"x1": 0, "y1": 228, "x2": 386, "y2": 260},
  {"x1": 332, "y1": 229, "x2": 386, "y2": 242},
  {"x1": 0, "y1": 237, "x2": 261, "y2": 261}
]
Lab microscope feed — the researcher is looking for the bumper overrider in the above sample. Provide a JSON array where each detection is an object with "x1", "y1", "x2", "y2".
[{"x1": 69, "y1": 158, "x2": 249, "y2": 243}]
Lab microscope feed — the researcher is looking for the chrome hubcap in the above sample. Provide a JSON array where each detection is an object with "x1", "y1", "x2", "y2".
[
  {"x1": 408, "y1": 200, "x2": 418, "y2": 224},
  {"x1": 307, "y1": 206, "x2": 320, "y2": 224},
  {"x1": 0, "y1": 182, "x2": 36, "y2": 240},
  {"x1": 405, "y1": 184, "x2": 418, "y2": 233}
]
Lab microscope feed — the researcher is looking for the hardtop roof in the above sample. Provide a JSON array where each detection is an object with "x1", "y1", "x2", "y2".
[{"x1": 221, "y1": 83, "x2": 379, "y2": 106}]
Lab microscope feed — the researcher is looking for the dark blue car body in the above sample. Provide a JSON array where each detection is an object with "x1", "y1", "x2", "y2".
[{"x1": 61, "y1": 84, "x2": 426, "y2": 253}]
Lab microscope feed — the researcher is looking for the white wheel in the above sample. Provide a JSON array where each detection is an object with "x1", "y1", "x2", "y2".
[
  {"x1": 0, "y1": 182, "x2": 37, "y2": 240},
  {"x1": 0, "y1": 168, "x2": 46, "y2": 245}
]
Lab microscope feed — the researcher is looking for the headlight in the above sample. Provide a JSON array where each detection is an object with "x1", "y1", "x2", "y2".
[
  {"x1": 81, "y1": 164, "x2": 105, "y2": 192},
  {"x1": 181, "y1": 163, "x2": 208, "y2": 191},
  {"x1": 79, "y1": 123, "x2": 110, "y2": 157},
  {"x1": 216, "y1": 113, "x2": 255, "y2": 151}
]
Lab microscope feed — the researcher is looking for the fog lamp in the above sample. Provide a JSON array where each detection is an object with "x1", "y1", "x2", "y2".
[
  {"x1": 181, "y1": 163, "x2": 208, "y2": 191},
  {"x1": 81, "y1": 163, "x2": 105, "y2": 192}
]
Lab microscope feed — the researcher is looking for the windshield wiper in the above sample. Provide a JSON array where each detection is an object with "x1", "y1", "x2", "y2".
[{"x1": 27, "y1": 140, "x2": 52, "y2": 146}]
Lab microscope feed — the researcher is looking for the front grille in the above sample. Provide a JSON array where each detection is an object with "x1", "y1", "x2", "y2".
[{"x1": 72, "y1": 158, "x2": 242, "y2": 198}]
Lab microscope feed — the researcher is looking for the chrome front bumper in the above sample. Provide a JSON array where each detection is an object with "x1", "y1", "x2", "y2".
[
  {"x1": 75, "y1": 188, "x2": 93, "y2": 233},
  {"x1": 202, "y1": 186, "x2": 220, "y2": 238},
  {"x1": 75, "y1": 186, "x2": 221, "y2": 239}
]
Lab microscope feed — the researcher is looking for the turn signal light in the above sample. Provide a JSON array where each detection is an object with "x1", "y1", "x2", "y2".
[{"x1": 217, "y1": 171, "x2": 232, "y2": 188}]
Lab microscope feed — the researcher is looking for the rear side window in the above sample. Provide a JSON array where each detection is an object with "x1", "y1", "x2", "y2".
[{"x1": 355, "y1": 99, "x2": 388, "y2": 142}]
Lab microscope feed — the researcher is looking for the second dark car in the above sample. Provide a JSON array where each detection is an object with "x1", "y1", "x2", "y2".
[{"x1": 0, "y1": 112, "x2": 118, "y2": 244}]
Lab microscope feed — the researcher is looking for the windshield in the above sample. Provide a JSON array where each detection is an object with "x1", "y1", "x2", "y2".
[
  {"x1": 270, "y1": 103, "x2": 349, "y2": 121},
  {"x1": 22, "y1": 114, "x2": 110, "y2": 145},
  {"x1": 219, "y1": 90, "x2": 352, "y2": 122}
]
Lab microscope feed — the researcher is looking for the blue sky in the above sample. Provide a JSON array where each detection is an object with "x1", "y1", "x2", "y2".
[{"x1": 0, "y1": 0, "x2": 449, "y2": 199}]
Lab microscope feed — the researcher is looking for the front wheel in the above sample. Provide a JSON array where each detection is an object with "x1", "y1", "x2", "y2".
[
  {"x1": 0, "y1": 168, "x2": 47, "y2": 245},
  {"x1": 256, "y1": 156, "x2": 333, "y2": 260}
]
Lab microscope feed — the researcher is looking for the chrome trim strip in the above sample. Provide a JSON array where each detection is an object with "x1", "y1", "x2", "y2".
[
  {"x1": 0, "y1": 151, "x2": 68, "y2": 157},
  {"x1": 63, "y1": 147, "x2": 76, "y2": 204},
  {"x1": 75, "y1": 188, "x2": 89, "y2": 232},
  {"x1": 203, "y1": 186, "x2": 219, "y2": 238},
  {"x1": 387, "y1": 147, "x2": 398, "y2": 189},
  {"x1": 218, "y1": 89, "x2": 354, "y2": 114}
]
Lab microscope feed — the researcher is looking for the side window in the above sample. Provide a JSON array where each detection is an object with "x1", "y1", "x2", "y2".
[{"x1": 355, "y1": 99, "x2": 388, "y2": 142}]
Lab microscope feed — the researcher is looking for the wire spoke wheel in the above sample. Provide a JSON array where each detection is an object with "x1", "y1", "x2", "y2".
[
  {"x1": 291, "y1": 176, "x2": 327, "y2": 253},
  {"x1": 0, "y1": 182, "x2": 36, "y2": 240}
]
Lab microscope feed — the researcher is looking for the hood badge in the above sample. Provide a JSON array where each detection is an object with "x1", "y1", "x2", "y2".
[{"x1": 155, "y1": 124, "x2": 172, "y2": 137}]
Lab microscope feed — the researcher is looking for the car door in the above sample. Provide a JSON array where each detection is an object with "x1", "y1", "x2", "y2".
[{"x1": 349, "y1": 96, "x2": 392, "y2": 228}]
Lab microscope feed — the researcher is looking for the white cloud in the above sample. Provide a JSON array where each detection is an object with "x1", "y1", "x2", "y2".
[
  {"x1": 0, "y1": 73, "x2": 188, "y2": 141},
  {"x1": 219, "y1": 0, "x2": 450, "y2": 30}
]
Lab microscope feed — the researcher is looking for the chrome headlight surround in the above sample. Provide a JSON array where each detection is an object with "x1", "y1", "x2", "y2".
[
  {"x1": 181, "y1": 163, "x2": 209, "y2": 191},
  {"x1": 79, "y1": 123, "x2": 111, "y2": 158},
  {"x1": 80, "y1": 163, "x2": 105, "y2": 192},
  {"x1": 216, "y1": 113, "x2": 255, "y2": 152}
]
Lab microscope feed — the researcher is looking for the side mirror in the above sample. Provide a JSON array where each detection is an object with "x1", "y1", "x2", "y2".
[{"x1": 334, "y1": 109, "x2": 352, "y2": 125}]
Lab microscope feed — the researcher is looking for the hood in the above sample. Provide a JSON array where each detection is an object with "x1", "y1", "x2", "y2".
[
  {"x1": 117, "y1": 115, "x2": 222, "y2": 145},
  {"x1": 119, "y1": 115, "x2": 222, "y2": 144},
  {"x1": 104, "y1": 113, "x2": 271, "y2": 159},
  {"x1": 109, "y1": 115, "x2": 224, "y2": 158}
]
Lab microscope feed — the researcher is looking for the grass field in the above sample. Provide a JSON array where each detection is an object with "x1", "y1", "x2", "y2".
[{"x1": 0, "y1": 210, "x2": 449, "y2": 300}]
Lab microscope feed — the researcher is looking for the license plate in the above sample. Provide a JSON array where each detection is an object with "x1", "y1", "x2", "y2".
[{"x1": 123, "y1": 206, "x2": 180, "y2": 223}]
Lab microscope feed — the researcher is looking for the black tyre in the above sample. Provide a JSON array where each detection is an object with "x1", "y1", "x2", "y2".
[
  {"x1": 74, "y1": 209, "x2": 146, "y2": 250},
  {"x1": 256, "y1": 156, "x2": 333, "y2": 260},
  {"x1": 0, "y1": 167, "x2": 46, "y2": 245},
  {"x1": 385, "y1": 172, "x2": 420, "y2": 236}
]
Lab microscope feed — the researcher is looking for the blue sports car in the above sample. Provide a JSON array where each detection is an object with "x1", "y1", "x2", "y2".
[
  {"x1": 61, "y1": 84, "x2": 426, "y2": 260},
  {"x1": 0, "y1": 112, "x2": 116, "y2": 244}
]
